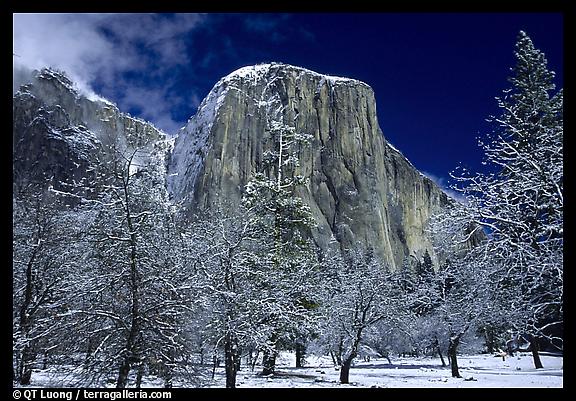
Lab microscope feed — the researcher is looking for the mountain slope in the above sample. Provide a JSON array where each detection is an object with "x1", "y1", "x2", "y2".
[{"x1": 13, "y1": 68, "x2": 170, "y2": 197}]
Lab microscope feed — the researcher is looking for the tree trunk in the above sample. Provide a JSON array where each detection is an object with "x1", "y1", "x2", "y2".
[
  {"x1": 438, "y1": 346, "x2": 446, "y2": 367},
  {"x1": 261, "y1": 347, "x2": 277, "y2": 376},
  {"x1": 224, "y1": 336, "x2": 239, "y2": 388},
  {"x1": 384, "y1": 352, "x2": 391, "y2": 365},
  {"x1": 295, "y1": 342, "x2": 305, "y2": 367},
  {"x1": 211, "y1": 353, "x2": 218, "y2": 379},
  {"x1": 19, "y1": 343, "x2": 35, "y2": 385},
  {"x1": 483, "y1": 326, "x2": 496, "y2": 353},
  {"x1": 116, "y1": 303, "x2": 140, "y2": 388},
  {"x1": 329, "y1": 350, "x2": 337, "y2": 366},
  {"x1": 250, "y1": 350, "x2": 259, "y2": 371},
  {"x1": 42, "y1": 351, "x2": 49, "y2": 370},
  {"x1": 339, "y1": 325, "x2": 363, "y2": 384},
  {"x1": 19, "y1": 251, "x2": 38, "y2": 385},
  {"x1": 116, "y1": 320, "x2": 140, "y2": 387},
  {"x1": 116, "y1": 358, "x2": 131, "y2": 388},
  {"x1": 434, "y1": 338, "x2": 446, "y2": 367},
  {"x1": 506, "y1": 339, "x2": 515, "y2": 357},
  {"x1": 335, "y1": 338, "x2": 343, "y2": 365},
  {"x1": 164, "y1": 370, "x2": 173, "y2": 388},
  {"x1": 339, "y1": 353, "x2": 355, "y2": 384},
  {"x1": 136, "y1": 364, "x2": 144, "y2": 389},
  {"x1": 235, "y1": 346, "x2": 242, "y2": 372},
  {"x1": 448, "y1": 336, "x2": 461, "y2": 378},
  {"x1": 116, "y1": 201, "x2": 140, "y2": 389},
  {"x1": 529, "y1": 335, "x2": 544, "y2": 369},
  {"x1": 84, "y1": 340, "x2": 94, "y2": 366}
]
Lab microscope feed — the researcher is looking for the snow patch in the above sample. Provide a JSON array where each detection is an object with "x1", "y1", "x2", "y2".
[
  {"x1": 386, "y1": 141, "x2": 417, "y2": 170},
  {"x1": 205, "y1": 351, "x2": 562, "y2": 388},
  {"x1": 221, "y1": 63, "x2": 369, "y2": 88},
  {"x1": 223, "y1": 64, "x2": 275, "y2": 82},
  {"x1": 15, "y1": 351, "x2": 562, "y2": 388},
  {"x1": 167, "y1": 80, "x2": 229, "y2": 199},
  {"x1": 37, "y1": 68, "x2": 76, "y2": 92},
  {"x1": 38, "y1": 68, "x2": 117, "y2": 107}
]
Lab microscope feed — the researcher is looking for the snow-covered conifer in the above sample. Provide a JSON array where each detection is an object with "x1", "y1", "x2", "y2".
[{"x1": 451, "y1": 31, "x2": 563, "y2": 367}]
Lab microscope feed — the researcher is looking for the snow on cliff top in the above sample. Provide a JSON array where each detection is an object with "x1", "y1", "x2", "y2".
[
  {"x1": 35, "y1": 68, "x2": 117, "y2": 108},
  {"x1": 168, "y1": 63, "x2": 371, "y2": 200},
  {"x1": 387, "y1": 141, "x2": 418, "y2": 170},
  {"x1": 181, "y1": 63, "x2": 370, "y2": 132},
  {"x1": 220, "y1": 63, "x2": 370, "y2": 87}
]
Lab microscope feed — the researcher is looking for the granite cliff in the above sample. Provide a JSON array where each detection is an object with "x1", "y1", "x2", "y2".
[
  {"x1": 13, "y1": 65, "x2": 450, "y2": 269},
  {"x1": 168, "y1": 63, "x2": 450, "y2": 269},
  {"x1": 13, "y1": 68, "x2": 169, "y2": 197}
]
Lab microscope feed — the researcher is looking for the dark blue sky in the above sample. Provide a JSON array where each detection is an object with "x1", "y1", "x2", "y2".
[
  {"x1": 14, "y1": 13, "x2": 564, "y2": 188},
  {"x1": 174, "y1": 13, "x2": 564, "y2": 185}
]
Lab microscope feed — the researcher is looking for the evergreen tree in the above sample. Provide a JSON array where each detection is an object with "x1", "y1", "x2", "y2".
[
  {"x1": 452, "y1": 31, "x2": 563, "y2": 367},
  {"x1": 242, "y1": 119, "x2": 320, "y2": 377}
]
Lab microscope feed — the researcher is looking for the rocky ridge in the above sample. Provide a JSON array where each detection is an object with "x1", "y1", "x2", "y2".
[
  {"x1": 13, "y1": 68, "x2": 170, "y2": 195},
  {"x1": 13, "y1": 65, "x2": 450, "y2": 269}
]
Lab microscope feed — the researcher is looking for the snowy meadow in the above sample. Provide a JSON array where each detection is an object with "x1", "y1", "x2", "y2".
[
  {"x1": 208, "y1": 352, "x2": 563, "y2": 388},
  {"x1": 13, "y1": 31, "x2": 562, "y2": 391},
  {"x1": 21, "y1": 351, "x2": 562, "y2": 388}
]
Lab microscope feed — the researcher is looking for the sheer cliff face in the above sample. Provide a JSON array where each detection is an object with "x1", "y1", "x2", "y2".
[
  {"x1": 13, "y1": 66, "x2": 449, "y2": 268},
  {"x1": 169, "y1": 63, "x2": 449, "y2": 268},
  {"x1": 13, "y1": 68, "x2": 168, "y2": 192}
]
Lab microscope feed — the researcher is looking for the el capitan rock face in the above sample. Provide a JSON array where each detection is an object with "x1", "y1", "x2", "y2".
[
  {"x1": 168, "y1": 63, "x2": 450, "y2": 269},
  {"x1": 13, "y1": 65, "x2": 450, "y2": 269}
]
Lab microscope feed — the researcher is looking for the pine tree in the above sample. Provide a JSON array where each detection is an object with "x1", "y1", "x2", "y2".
[
  {"x1": 242, "y1": 119, "x2": 319, "y2": 376},
  {"x1": 451, "y1": 31, "x2": 563, "y2": 367}
]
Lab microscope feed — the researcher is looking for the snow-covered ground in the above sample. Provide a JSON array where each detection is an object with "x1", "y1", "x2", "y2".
[
  {"x1": 18, "y1": 351, "x2": 562, "y2": 388},
  {"x1": 208, "y1": 351, "x2": 563, "y2": 388}
]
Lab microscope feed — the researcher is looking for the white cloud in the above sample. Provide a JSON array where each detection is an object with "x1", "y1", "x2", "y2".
[
  {"x1": 13, "y1": 13, "x2": 205, "y2": 134},
  {"x1": 14, "y1": 14, "x2": 117, "y2": 91}
]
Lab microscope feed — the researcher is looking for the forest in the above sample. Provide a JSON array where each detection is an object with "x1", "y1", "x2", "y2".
[{"x1": 12, "y1": 32, "x2": 562, "y2": 389}]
